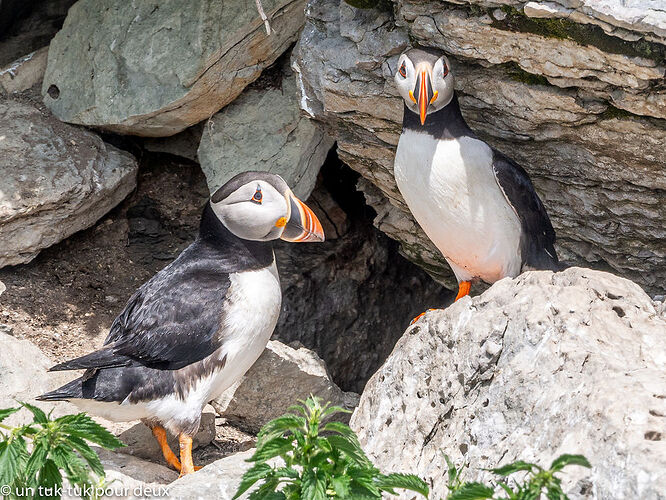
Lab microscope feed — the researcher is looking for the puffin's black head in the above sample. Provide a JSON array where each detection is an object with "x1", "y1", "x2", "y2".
[
  {"x1": 209, "y1": 171, "x2": 324, "y2": 243},
  {"x1": 394, "y1": 48, "x2": 454, "y2": 126}
]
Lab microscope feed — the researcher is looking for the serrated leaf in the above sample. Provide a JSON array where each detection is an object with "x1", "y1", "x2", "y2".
[
  {"x1": 35, "y1": 459, "x2": 62, "y2": 500},
  {"x1": 330, "y1": 475, "x2": 351, "y2": 498},
  {"x1": 65, "y1": 435, "x2": 104, "y2": 477},
  {"x1": 549, "y1": 454, "x2": 591, "y2": 472},
  {"x1": 301, "y1": 469, "x2": 327, "y2": 500},
  {"x1": 447, "y1": 482, "x2": 495, "y2": 500},
  {"x1": 0, "y1": 407, "x2": 20, "y2": 423},
  {"x1": 23, "y1": 438, "x2": 49, "y2": 482},
  {"x1": 490, "y1": 460, "x2": 538, "y2": 476},
  {"x1": 57, "y1": 413, "x2": 125, "y2": 450},
  {"x1": 233, "y1": 463, "x2": 274, "y2": 499},
  {"x1": 248, "y1": 476, "x2": 281, "y2": 500},
  {"x1": 0, "y1": 436, "x2": 28, "y2": 485},
  {"x1": 321, "y1": 405, "x2": 351, "y2": 419},
  {"x1": 250, "y1": 437, "x2": 294, "y2": 462},
  {"x1": 326, "y1": 435, "x2": 372, "y2": 467},
  {"x1": 19, "y1": 401, "x2": 48, "y2": 424},
  {"x1": 257, "y1": 415, "x2": 306, "y2": 446},
  {"x1": 375, "y1": 473, "x2": 429, "y2": 497}
]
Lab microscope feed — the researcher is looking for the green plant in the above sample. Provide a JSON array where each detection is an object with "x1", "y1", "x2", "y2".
[
  {"x1": 0, "y1": 403, "x2": 125, "y2": 500},
  {"x1": 233, "y1": 396, "x2": 429, "y2": 499},
  {"x1": 443, "y1": 453, "x2": 591, "y2": 500}
]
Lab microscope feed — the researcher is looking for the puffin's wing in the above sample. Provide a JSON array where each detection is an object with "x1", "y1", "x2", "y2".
[
  {"x1": 51, "y1": 256, "x2": 232, "y2": 372},
  {"x1": 491, "y1": 149, "x2": 559, "y2": 270}
]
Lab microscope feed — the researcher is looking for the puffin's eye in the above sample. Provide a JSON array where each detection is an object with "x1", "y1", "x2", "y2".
[
  {"x1": 398, "y1": 62, "x2": 407, "y2": 78},
  {"x1": 251, "y1": 187, "x2": 262, "y2": 204},
  {"x1": 442, "y1": 62, "x2": 449, "y2": 78}
]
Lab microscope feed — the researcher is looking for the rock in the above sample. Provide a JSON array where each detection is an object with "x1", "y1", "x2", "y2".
[
  {"x1": 166, "y1": 449, "x2": 266, "y2": 500},
  {"x1": 213, "y1": 340, "x2": 357, "y2": 434},
  {"x1": 293, "y1": 0, "x2": 666, "y2": 295},
  {"x1": 351, "y1": 268, "x2": 666, "y2": 499},
  {"x1": 61, "y1": 448, "x2": 176, "y2": 500},
  {"x1": 42, "y1": 0, "x2": 307, "y2": 136},
  {"x1": 142, "y1": 123, "x2": 204, "y2": 162},
  {"x1": 0, "y1": 99, "x2": 138, "y2": 268},
  {"x1": 0, "y1": 46, "x2": 49, "y2": 95},
  {"x1": 198, "y1": 60, "x2": 334, "y2": 200}
]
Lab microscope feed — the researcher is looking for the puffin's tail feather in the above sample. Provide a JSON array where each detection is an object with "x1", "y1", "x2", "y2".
[
  {"x1": 36, "y1": 378, "x2": 83, "y2": 402},
  {"x1": 49, "y1": 347, "x2": 131, "y2": 372}
]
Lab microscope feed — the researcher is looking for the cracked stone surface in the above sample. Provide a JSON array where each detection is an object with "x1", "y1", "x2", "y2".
[
  {"x1": 41, "y1": 0, "x2": 306, "y2": 136},
  {"x1": 0, "y1": 98, "x2": 137, "y2": 267},
  {"x1": 198, "y1": 60, "x2": 334, "y2": 200},
  {"x1": 293, "y1": 0, "x2": 666, "y2": 294},
  {"x1": 213, "y1": 340, "x2": 357, "y2": 434},
  {"x1": 351, "y1": 267, "x2": 666, "y2": 499}
]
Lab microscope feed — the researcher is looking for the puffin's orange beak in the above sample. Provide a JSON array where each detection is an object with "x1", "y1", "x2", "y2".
[
  {"x1": 280, "y1": 195, "x2": 325, "y2": 243},
  {"x1": 414, "y1": 69, "x2": 434, "y2": 126}
]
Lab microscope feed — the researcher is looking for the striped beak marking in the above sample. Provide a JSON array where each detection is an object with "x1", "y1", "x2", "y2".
[
  {"x1": 414, "y1": 69, "x2": 434, "y2": 126},
  {"x1": 280, "y1": 194, "x2": 325, "y2": 243}
]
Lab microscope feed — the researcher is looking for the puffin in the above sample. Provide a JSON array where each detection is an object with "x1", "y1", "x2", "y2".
[
  {"x1": 37, "y1": 171, "x2": 324, "y2": 475},
  {"x1": 393, "y1": 48, "x2": 559, "y2": 306}
]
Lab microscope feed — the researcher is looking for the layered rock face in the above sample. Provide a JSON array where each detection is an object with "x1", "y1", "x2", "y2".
[
  {"x1": 0, "y1": 99, "x2": 138, "y2": 267},
  {"x1": 294, "y1": 0, "x2": 666, "y2": 294},
  {"x1": 42, "y1": 0, "x2": 306, "y2": 136},
  {"x1": 351, "y1": 268, "x2": 666, "y2": 499}
]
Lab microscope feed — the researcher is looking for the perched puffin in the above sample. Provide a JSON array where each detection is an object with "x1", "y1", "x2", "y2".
[
  {"x1": 38, "y1": 172, "x2": 324, "y2": 475},
  {"x1": 393, "y1": 48, "x2": 559, "y2": 306}
]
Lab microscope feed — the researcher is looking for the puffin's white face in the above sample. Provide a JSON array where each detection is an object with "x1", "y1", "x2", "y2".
[
  {"x1": 394, "y1": 51, "x2": 454, "y2": 125},
  {"x1": 210, "y1": 174, "x2": 324, "y2": 243}
]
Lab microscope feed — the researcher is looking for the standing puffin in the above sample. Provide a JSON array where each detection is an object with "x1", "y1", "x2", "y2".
[
  {"x1": 38, "y1": 172, "x2": 324, "y2": 475},
  {"x1": 393, "y1": 48, "x2": 559, "y2": 305}
]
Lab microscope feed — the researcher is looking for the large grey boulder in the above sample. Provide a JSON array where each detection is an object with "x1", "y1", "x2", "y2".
[
  {"x1": 42, "y1": 0, "x2": 307, "y2": 137},
  {"x1": 351, "y1": 268, "x2": 666, "y2": 499},
  {"x1": 0, "y1": 99, "x2": 138, "y2": 268},
  {"x1": 294, "y1": 0, "x2": 666, "y2": 294},
  {"x1": 198, "y1": 62, "x2": 334, "y2": 199},
  {"x1": 213, "y1": 340, "x2": 357, "y2": 434}
]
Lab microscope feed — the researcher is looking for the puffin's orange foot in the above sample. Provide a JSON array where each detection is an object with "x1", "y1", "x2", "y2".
[
  {"x1": 151, "y1": 426, "x2": 182, "y2": 472},
  {"x1": 410, "y1": 308, "x2": 440, "y2": 325},
  {"x1": 179, "y1": 434, "x2": 196, "y2": 477},
  {"x1": 455, "y1": 281, "x2": 472, "y2": 301}
]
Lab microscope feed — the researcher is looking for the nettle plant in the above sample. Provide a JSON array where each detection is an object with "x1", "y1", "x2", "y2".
[
  {"x1": 0, "y1": 403, "x2": 124, "y2": 500},
  {"x1": 442, "y1": 452, "x2": 591, "y2": 500},
  {"x1": 233, "y1": 397, "x2": 430, "y2": 499}
]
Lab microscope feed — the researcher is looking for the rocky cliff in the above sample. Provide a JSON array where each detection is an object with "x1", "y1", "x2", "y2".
[
  {"x1": 294, "y1": 0, "x2": 666, "y2": 294},
  {"x1": 351, "y1": 268, "x2": 666, "y2": 499}
]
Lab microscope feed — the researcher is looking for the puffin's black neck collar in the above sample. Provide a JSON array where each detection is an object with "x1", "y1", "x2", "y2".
[
  {"x1": 197, "y1": 202, "x2": 274, "y2": 271},
  {"x1": 402, "y1": 93, "x2": 476, "y2": 140}
]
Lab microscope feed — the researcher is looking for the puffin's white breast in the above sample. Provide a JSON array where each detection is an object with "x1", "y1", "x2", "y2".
[{"x1": 394, "y1": 130, "x2": 522, "y2": 283}]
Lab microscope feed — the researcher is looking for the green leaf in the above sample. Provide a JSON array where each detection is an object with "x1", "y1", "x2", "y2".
[
  {"x1": 490, "y1": 460, "x2": 538, "y2": 476},
  {"x1": 374, "y1": 473, "x2": 429, "y2": 497},
  {"x1": 549, "y1": 454, "x2": 591, "y2": 472},
  {"x1": 0, "y1": 407, "x2": 20, "y2": 423},
  {"x1": 233, "y1": 463, "x2": 273, "y2": 499},
  {"x1": 330, "y1": 475, "x2": 351, "y2": 498},
  {"x1": 23, "y1": 438, "x2": 49, "y2": 482},
  {"x1": 447, "y1": 482, "x2": 496, "y2": 500},
  {"x1": 57, "y1": 413, "x2": 125, "y2": 450},
  {"x1": 250, "y1": 437, "x2": 294, "y2": 462},
  {"x1": 65, "y1": 435, "x2": 104, "y2": 477},
  {"x1": 35, "y1": 459, "x2": 63, "y2": 500},
  {"x1": 326, "y1": 435, "x2": 372, "y2": 467},
  {"x1": 321, "y1": 405, "x2": 351, "y2": 419},
  {"x1": 257, "y1": 415, "x2": 306, "y2": 445},
  {"x1": 0, "y1": 436, "x2": 28, "y2": 485},
  {"x1": 19, "y1": 401, "x2": 48, "y2": 424},
  {"x1": 301, "y1": 469, "x2": 327, "y2": 500}
]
